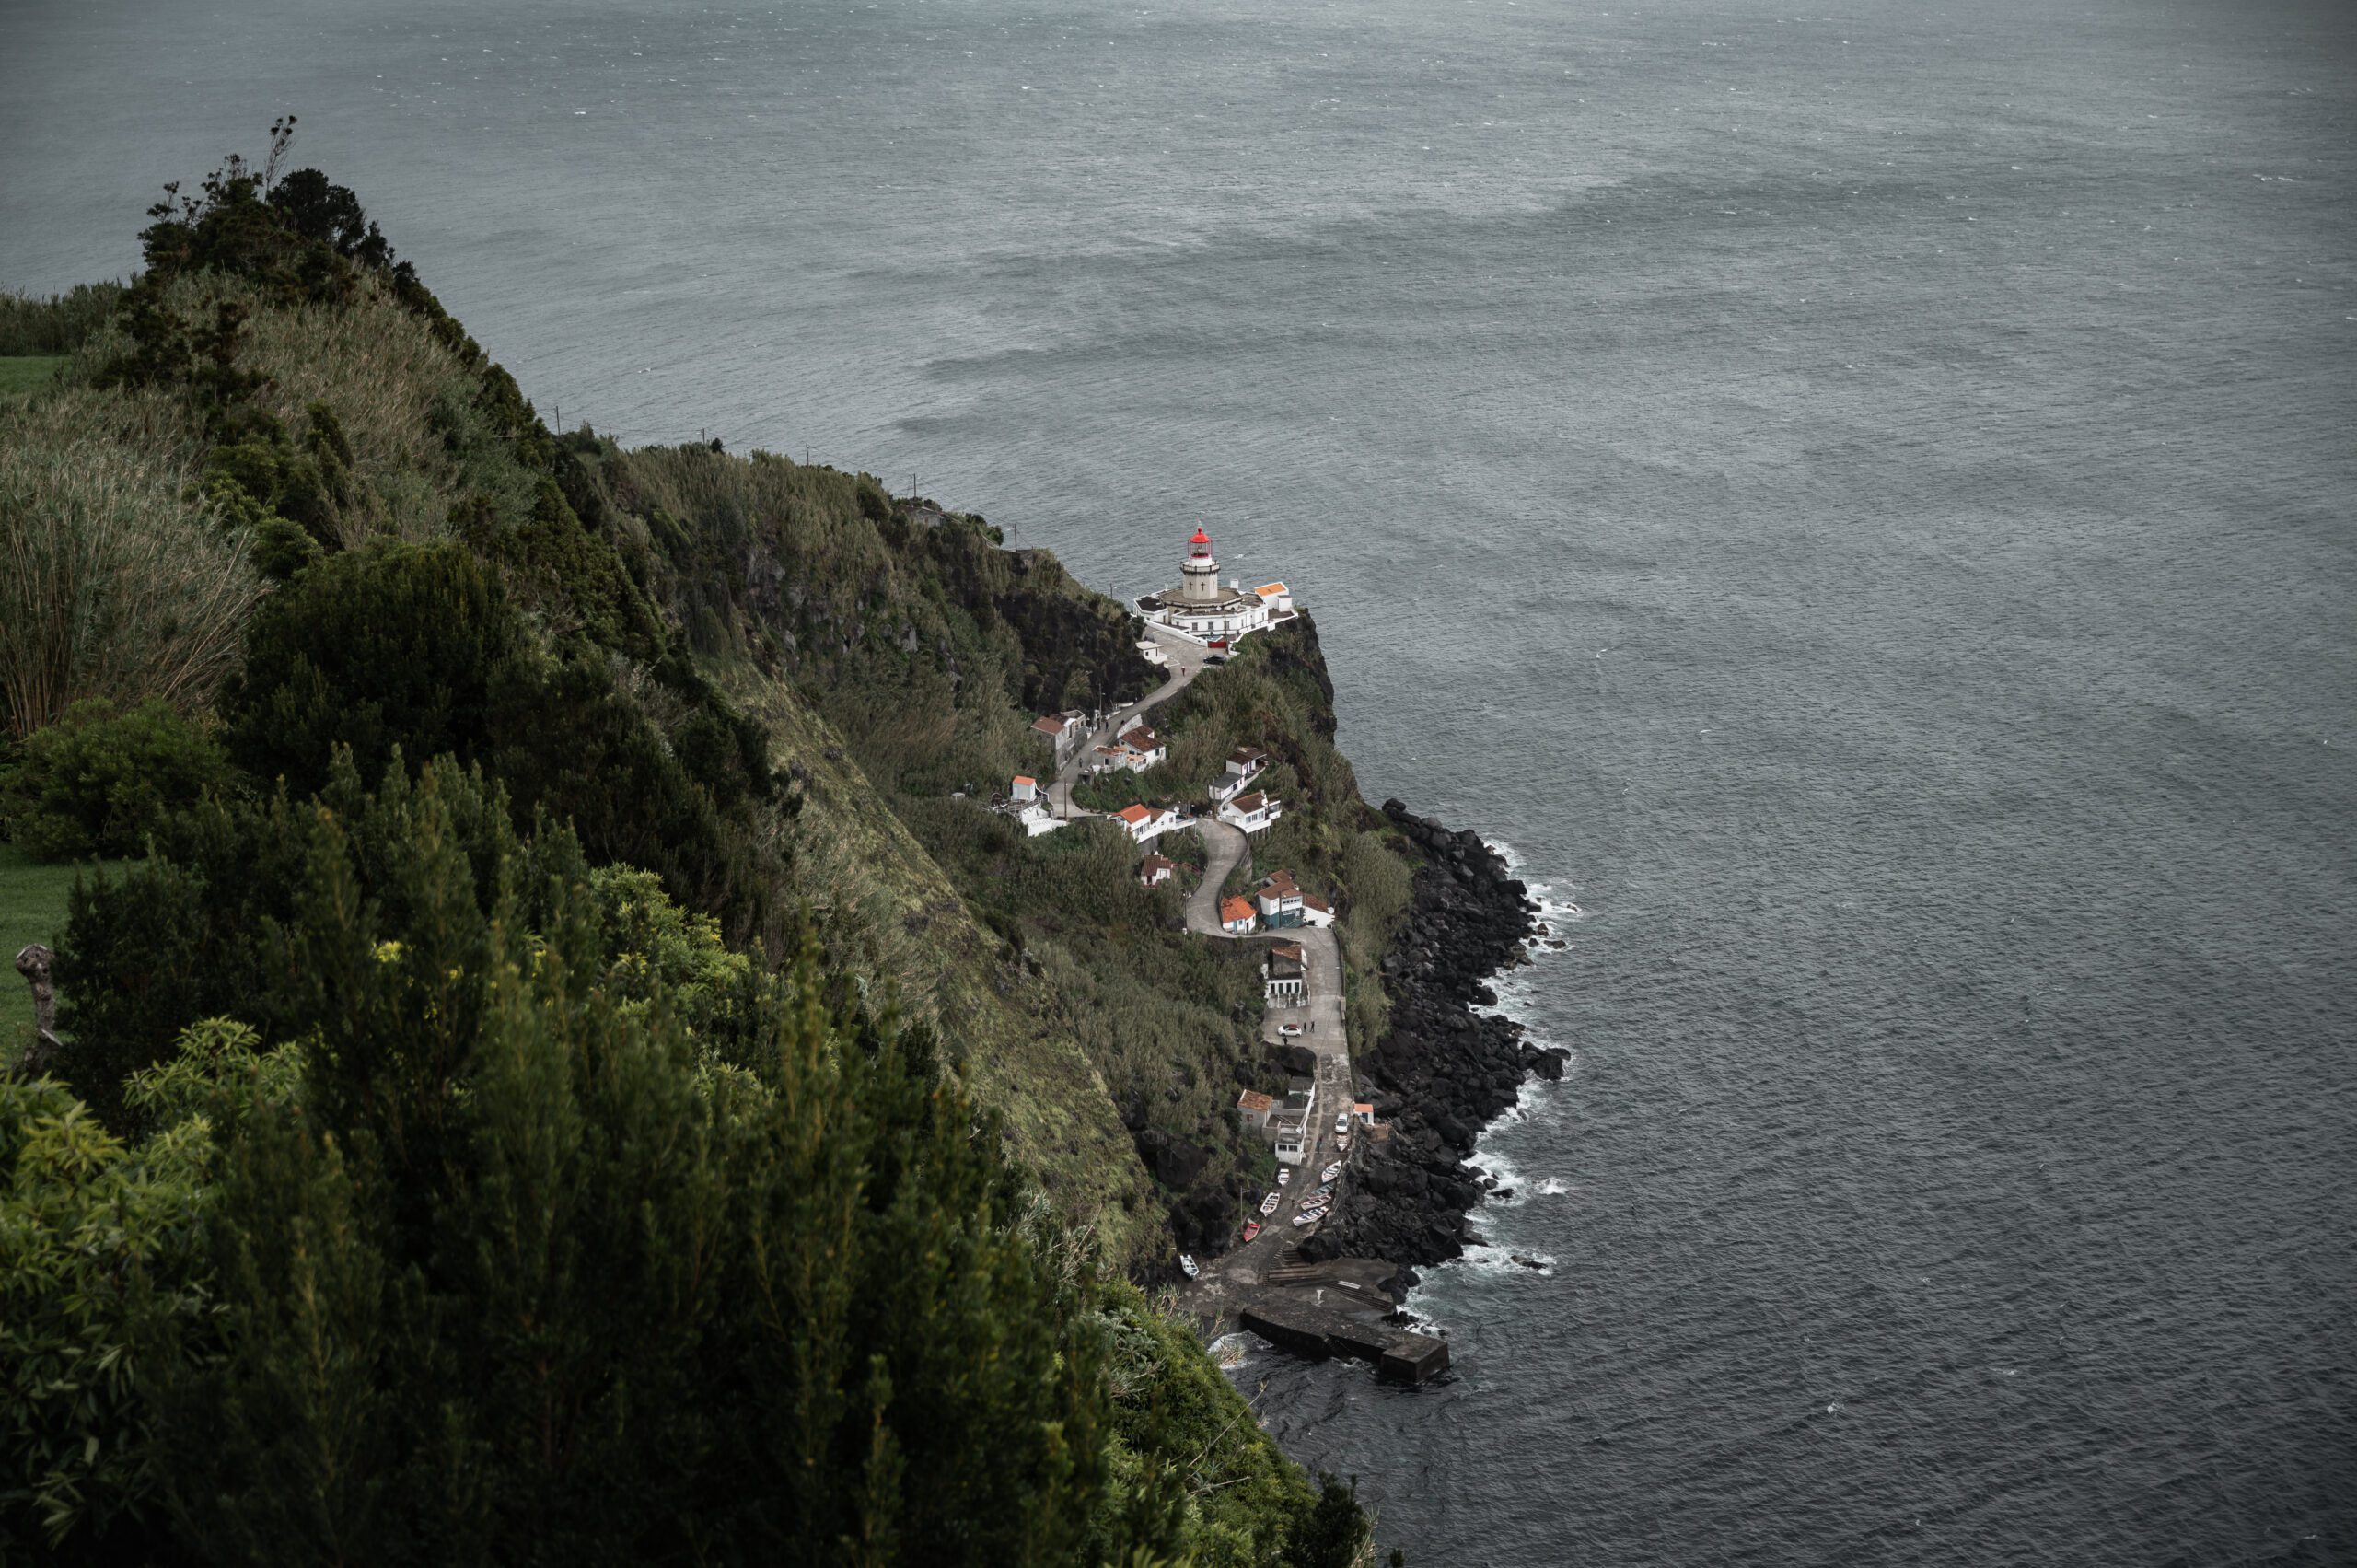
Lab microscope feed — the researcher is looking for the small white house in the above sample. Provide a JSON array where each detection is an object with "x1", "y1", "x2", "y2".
[
  {"x1": 1209, "y1": 747, "x2": 1266, "y2": 806},
  {"x1": 1256, "y1": 871, "x2": 1305, "y2": 928},
  {"x1": 1030, "y1": 711, "x2": 1088, "y2": 768},
  {"x1": 1218, "y1": 790, "x2": 1281, "y2": 835},
  {"x1": 1262, "y1": 940, "x2": 1307, "y2": 1006},
  {"x1": 1114, "y1": 803, "x2": 1178, "y2": 844},
  {"x1": 1236, "y1": 1089, "x2": 1273, "y2": 1131},
  {"x1": 1253, "y1": 582, "x2": 1295, "y2": 616},
  {"x1": 1299, "y1": 893, "x2": 1336, "y2": 929},
  {"x1": 1137, "y1": 853, "x2": 1177, "y2": 889},
  {"x1": 995, "y1": 775, "x2": 1065, "y2": 837},
  {"x1": 1118, "y1": 725, "x2": 1167, "y2": 770},
  {"x1": 1219, "y1": 896, "x2": 1258, "y2": 936},
  {"x1": 1266, "y1": 1083, "x2": 1317, "y2": 1165}
]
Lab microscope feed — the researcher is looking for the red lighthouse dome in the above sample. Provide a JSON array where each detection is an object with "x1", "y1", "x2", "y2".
[{"x1": 1189, "y1": 528, "x2": 1213, "y2": 555}]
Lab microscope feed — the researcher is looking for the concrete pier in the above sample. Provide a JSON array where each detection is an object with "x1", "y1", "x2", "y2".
[{"x1": 1237, "y1": 1298, "x2": 1450, "y2": 1384}]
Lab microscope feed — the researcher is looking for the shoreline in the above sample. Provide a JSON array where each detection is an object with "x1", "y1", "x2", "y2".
[{"x1": 1309, "y1": 800, "x2": 1566, "y2": 1275}]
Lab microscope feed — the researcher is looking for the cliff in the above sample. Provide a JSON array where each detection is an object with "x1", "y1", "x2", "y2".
[{"x1": 0, "y1": 150, "x2": 1393, "y2": 1562}]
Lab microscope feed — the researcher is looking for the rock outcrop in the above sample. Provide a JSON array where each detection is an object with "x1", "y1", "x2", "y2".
[{"x1": 1321, "y1": 802, "x2": 1564, "y2": 1267}]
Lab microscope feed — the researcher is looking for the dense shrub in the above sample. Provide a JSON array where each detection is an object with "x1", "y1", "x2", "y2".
[
  {"x1": 25, "y1": 757, "x2": 1154, "y2": 1563},
  {"x1": 223, "y1": 538, "x2": 528, "y2": 793},
  {"x1": 0, "y1": 1069, "x2": 212, "y2": 1562},
  {"x1": 0, "y1": 283, "x2": 125, "y2": 356},
  {"x1": 0, "y1": 698, "x2": 235, "y2": 861}
]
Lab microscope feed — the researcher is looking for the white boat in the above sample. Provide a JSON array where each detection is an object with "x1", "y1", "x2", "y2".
[
  {"x1": 1320, "y1": 1163, "x2": 1341, "y2": 1183},
  {"x1": 1178, "y1": 1254, "x2": 1200, "y2": 1279},
  {"x1": 1260, "y1": 1193, "x2": 1281, "y2": 1215},
  {"x1": 1308, "y1": 1185, "x2": 1332, "y2": 1202},
  {"x1": 1291, "y1": 1211, "x2": 1320, "y2": 1227},
  {"x1": 1277, "y1": 1167, "x2": 1291, "y2": 1186}
]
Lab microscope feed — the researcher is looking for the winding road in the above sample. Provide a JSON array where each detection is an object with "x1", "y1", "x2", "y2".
[{"x1": 1051, "y1": 621, "x2": 1357, "y2": 1291}]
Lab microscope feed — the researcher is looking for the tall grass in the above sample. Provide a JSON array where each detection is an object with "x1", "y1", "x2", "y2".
[{"x1": 0, "y1": 392, "x2": 260, "y2": 738}]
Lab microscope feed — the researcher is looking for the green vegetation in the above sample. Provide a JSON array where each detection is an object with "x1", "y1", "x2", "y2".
[
  {"x1": 0, "y1": 126, "x2": 1412, "y2": 1561},
  {"x1": 0, "y1": 698, "x2": 235, "y2": 861},
  {"x1": 0, "y1": 356, "x2": 66, "y2": 396},
  {"x1": 0, "y1": 283, "x2": 123, "y2": 356}
]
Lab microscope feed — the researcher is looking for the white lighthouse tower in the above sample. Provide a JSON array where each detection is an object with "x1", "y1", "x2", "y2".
[{"x1": 1179, "y1": 527, "x2": 1223, "y2": 605}]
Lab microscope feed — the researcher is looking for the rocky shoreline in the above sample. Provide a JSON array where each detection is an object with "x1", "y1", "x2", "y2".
[{"x1": 1306, "y1": 800, "x2": 1565, "y2": 1274}]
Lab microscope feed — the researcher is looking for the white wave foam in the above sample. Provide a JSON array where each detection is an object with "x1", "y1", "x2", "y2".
[
  {"x1": 1540, "y1": 1177, "x2": 1569, "y2": 1197},
  {"x1": 1454, "y1": 1241, "x2": 1558, "y2": 1277},
  {"x1": 1206, "y1": 1331, "x2": 1253, "y2": 1369},
  {"x1": 1480, "y1": 833, "x2": 1526, "y2": 872}
]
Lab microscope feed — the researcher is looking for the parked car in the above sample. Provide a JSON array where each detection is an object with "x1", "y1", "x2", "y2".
[
  {"x1": 1278, "y1": 1022, "x2": 1305, "y2": 1038},
  {"x1": 1333, "y1": 1114, "x2": 1348, "y2": 1137}
]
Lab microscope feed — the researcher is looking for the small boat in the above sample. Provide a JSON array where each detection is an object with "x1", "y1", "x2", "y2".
[
  {"x1": 1242, "y1": 1221, "x2": 1261, "y2": 1242},
  {"x1": 1277, "y1": 1168, "x2": 1291, "y2": 1186},
  {"x1": 1178, "y1": 1254, "x2": 1200, "y2": 1280},
  {"x1": 1321, "y1": 1163, "x2": 1341, "y2": 1183},
  {"x1": 1260, "y1": 1193, "x2": 1281, "y2": 1215},
  {"x1": 1292, "y1": 1211, "x2": 1320, "y2": 1227},
  {"x1": 1308, "y1": 1185, "x2": 1333, "y2": 1202}
]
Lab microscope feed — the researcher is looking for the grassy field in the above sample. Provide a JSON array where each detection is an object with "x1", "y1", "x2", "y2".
[
  {"x1": 0, "y1": 354, "x2": 67, "y2": 395},
  {"x1": 0, "y1": 843, "x2": 133, "y2": 1063}
]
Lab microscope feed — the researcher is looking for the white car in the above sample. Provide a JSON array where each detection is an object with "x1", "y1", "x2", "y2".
[
  {"x1": 1333, "y1": 1114, "x2": 1348, "y2": 1137},
  {"x1": 1178, "y1": 1254, "x2": 1200, "y2": 1279},
  {"x1": 1278, "y1": 1023, "x2": 1305, "y2": 1038}
]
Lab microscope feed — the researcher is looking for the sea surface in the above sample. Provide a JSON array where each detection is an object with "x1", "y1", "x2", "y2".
[{"x1": 6, "y1": 0, "x2": 2354, "y2": 1561}]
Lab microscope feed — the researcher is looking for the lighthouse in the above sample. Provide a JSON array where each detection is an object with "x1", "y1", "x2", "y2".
[
  {"x1": 1179, "y1": 527, "x2": 1223, "y2": 605},
  {"x1": 1136, "y1": 523, "x2": 1297, "y2": 645}
]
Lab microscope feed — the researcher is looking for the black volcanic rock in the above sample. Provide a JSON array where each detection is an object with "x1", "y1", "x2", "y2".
[{"x1": 1319, "y1": 801, "x2": 1545, "y2": 1269}]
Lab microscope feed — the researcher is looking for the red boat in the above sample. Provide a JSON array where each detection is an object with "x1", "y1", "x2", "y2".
[{"x1": 1242, "y1": 1220, "x2": 1262, "y2": 1242}]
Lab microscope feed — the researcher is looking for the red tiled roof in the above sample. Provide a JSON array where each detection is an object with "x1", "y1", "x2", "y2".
[
  {"x1": 1261, "y1": 871, "x2": 1299, "y2": 896},
  {"x1": 1303, "y1": 893, "x2": 1331, "y2": 912},
  {"x1": 1031, "y1": 715, "x2": 1065, "y2": 734},
  {"x1": 1237, "y1": 1090, "x2": 1273, "y2": 1112},
  {"x1": 1231, "y1": 791, "x2": 1266, "y2": 813},
  {"x1": 1012, "y1": 774, "x2": 1036, "y2": 787},
  {"x1": 1116, "y1": 804, "x2": 1152, "y2": 825},
  {"x1": 1220, "y1": 897, "x2": 1256, "y2": 924},
  {"x1": 1270, "y1": 941, "x2": 1306, "y2": 963}
]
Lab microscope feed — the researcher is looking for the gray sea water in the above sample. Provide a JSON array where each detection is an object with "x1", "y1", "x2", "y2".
[{"x1": 6, "y1": 0, "x2": 2354, "y2": 1561}]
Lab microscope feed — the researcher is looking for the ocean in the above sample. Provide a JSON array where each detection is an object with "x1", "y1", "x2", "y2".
[{"x1": 6, "y1": 0, "x2": 2352, "y2": 1560}]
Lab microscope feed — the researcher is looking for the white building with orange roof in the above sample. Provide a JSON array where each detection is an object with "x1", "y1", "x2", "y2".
[
  {"x1": 999, "y1": 774, "x2": 1065, "y2": 836},
  {"x1": 1219, "y1": 895, "x2": 1258, "y2": 935},
  {"x1": 1113, "y1": 802, "x2": 1178, "y2": 844}
]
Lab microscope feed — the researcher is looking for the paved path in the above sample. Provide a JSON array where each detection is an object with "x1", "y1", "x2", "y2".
[
  {"x1": 1182, "y1": 818, "x2": 1354, "y2": 1291},
  {"x1": 1047, "y1": 622, "x2": 1211, "y2": 821}
]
